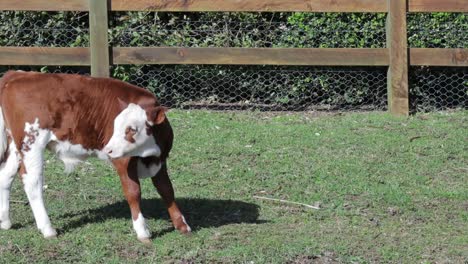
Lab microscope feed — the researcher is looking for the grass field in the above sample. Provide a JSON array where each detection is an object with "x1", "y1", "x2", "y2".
[{"x1": 0, "y1": 110, "x2": 467, "y2": 263}]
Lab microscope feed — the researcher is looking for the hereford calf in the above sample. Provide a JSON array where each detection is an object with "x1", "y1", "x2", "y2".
[{"x1": 0, "y1": 71, "x2": 190, "y2": 242}]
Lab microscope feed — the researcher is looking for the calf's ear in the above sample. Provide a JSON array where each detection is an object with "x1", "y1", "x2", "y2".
[{"x1": 148, "y1": 106, "x2": 168, "y2": 125}]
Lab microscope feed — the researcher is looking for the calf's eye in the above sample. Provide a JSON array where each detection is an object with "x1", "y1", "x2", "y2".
[
  {"x1": 124, "y1": 126, "x2": 137, "y2": 143},
  {"x1": 126, "y1": 126, "x2": 138, "y2": 134}
]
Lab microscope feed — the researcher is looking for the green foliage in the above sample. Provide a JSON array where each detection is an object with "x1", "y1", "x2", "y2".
[
  {"x1": 2, "y1": 11, "x2": 464, "y2": 48},
  {"x1": 107, "y1": 12, "x2": 466, "y2": 48},
  {"x1": 408, "y1": 13, "x2": 467, "y2": 48},
  {"x1": 280, "y1": 13, "x2": 387, "y2": 48},
  {"x1": 0, "y1": 11, "x2": 88, "y2": 47}
]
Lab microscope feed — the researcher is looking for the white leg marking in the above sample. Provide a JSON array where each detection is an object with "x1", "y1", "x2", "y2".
[
  {"x1": 22, "y1": 119, "x2": 56, "y2": 238},
  {"x1": 132, "y1": 213, "x2": 151, "y2": 239},
  {"x1": 0, "y1": 142, "x2": 20, "y2": 230},
  {"x1": 181, "y1": 215, "x2": 192, "y2": 232}
]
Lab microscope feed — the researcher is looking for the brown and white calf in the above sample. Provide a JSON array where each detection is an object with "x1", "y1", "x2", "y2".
[{"x1": 0, "y1": 71, "x2": 190, "y2": 242}]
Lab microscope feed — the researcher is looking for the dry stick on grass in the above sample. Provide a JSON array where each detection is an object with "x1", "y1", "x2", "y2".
[
  {"x1": 10, "y1": 200, "x2": 28, "y2": 205},
  {"x1": 253, "y1": 195, "x2": 320, "y2": 210}
]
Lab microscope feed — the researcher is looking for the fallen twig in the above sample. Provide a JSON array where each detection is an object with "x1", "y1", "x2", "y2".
[
  {"x1": 253, "y1": 195, "x2": 320, "y2": 210},
  {"x1": 14, "y1": 244, "x2": 26, "y2": 259},
  {"x1": 409, "y1": 136, "x2": 423, "y2": 142}
]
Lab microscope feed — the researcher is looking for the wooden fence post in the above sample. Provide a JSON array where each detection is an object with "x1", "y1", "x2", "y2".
[
  {"x1": 88, "y1": 0, "x2": 109, "y2": 77},
  {"x1": 386, "y1": 0, "x2": 409, "y2": 116}
]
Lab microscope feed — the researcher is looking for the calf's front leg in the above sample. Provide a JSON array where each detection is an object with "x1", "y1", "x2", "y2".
[
  {"x1": 113, "y1": 158, "x2": 151, "y2": 243},
  {"x1": 151, "y1": 163, "x2": 191, "y2": 234}
]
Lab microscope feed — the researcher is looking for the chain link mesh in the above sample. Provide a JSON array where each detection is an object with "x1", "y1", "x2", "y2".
[{"x1": 1, "y1": 11, "x2": 467, "y2": 112}]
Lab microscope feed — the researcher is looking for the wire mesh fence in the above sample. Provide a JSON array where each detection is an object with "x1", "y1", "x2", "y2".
[
  {"x1": 113, "y1": 65, "x2": 388, "y2": 111},
  {"x1": 0, "y1": 11, "x2": 467, "y2": 113},
  {"x1": 408, "y1": 13, "x2": 468, "y2": 48},
  {"x1": 0, "y1": 11, "x2": 89, "y2": 47},
  {"x1": 0, "y1": 67, "x2": 90, "y2": 85},
  {"x1": 110, "y1": 12, "x2": 387, "y2": 48},
  {"x1": 410, "y1": 67, "x2": 467, "y2": 112}
]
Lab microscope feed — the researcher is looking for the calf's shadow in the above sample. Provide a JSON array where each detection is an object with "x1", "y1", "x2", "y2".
[{"x1": 58, "y1": 198, "x2": 263, "y2": 237}]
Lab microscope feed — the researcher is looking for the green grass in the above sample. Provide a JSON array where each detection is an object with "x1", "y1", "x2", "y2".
[{"x1": 1, "y1": 110, "x2": 467, "y2": 263}]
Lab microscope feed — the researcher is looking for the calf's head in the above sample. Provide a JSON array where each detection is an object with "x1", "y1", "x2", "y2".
[{"x1": 104, "y1": 100, "x2": 166, "y2": 159}]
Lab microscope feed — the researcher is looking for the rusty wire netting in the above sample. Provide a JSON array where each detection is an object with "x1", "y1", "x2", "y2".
[{"x1": 1, "y1": 11, "x2": 467, "y2": 112}]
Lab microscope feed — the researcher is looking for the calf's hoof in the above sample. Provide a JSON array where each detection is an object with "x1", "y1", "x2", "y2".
[
  {"x1": 138, "y1": 237, "x2": 152, "y2": 244},
  {"x1": 0, "y1": 220, "x2": 12, "y2": 230},
  {"x1": 174, "y1": 216, "x2": 192, "y2": 234},
  {"x1": 178, "y1": 224, "x2": 192, "y2": 235},
  {"x1": 41, "y1": 226, "x2": 58, "y2": 239}
]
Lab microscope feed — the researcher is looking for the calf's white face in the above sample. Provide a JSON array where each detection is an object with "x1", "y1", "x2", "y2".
[{"x1": 104, "y1": 103, "x2": 165, "y2": 159}]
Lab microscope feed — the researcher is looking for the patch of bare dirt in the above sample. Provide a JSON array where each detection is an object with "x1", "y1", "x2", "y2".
[{"x1": 287, "y1": 252, "x2": 339, "y2": 264}]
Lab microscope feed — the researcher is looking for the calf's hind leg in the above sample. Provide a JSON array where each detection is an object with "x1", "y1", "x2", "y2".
[
  {"x1": 0, "y1": 141, "x2": 20, "y2": 230},
  {"x1": 21, "y1": 129, "x2": 56, "y2": 238},
  {"x1": 152, "y1": 163, "x2": 191, "y2": 234}
]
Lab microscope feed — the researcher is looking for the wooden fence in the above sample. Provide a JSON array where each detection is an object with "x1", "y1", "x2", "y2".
[{"x1": 1, "y1": 0, "x2": 467, "y2": 115}]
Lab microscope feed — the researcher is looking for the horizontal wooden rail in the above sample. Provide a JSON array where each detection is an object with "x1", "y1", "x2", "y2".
[
  {"x1": 1, "y1": 47, "x2": 466, "y2": 67},
  {"x1": 1, "y1": 0, "x2": 467, "y2": 12},
  {"x1": 0, "y1": 47, "x2": 90, "y2": 65},
  {"x1": 409, "y1": 0, "x2": 468, "y2": 12},
  {"x1": 410, "y1": 48, "x2": 468, "y2": 66},
  {"x1": 110, "y1": 0, "x2": 388, "y2": 12},
  {"x1": 0, "y1": 0, "x2": 88, "y2": 11},
  {"x1": 113, "y1": 47, "x2": 390, "y2": 66},
  {"x1": 113, "y1": 47, "x2": 468, "y2": 67},
  {"x1": 111, "y1": 0, "x2": 467, "y2": 12}
]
